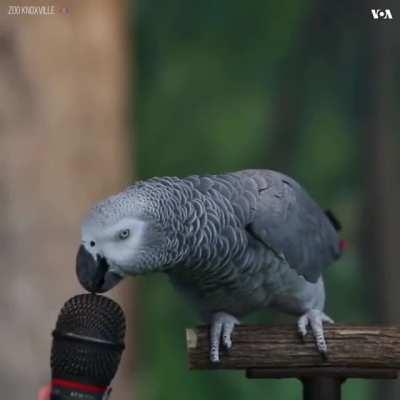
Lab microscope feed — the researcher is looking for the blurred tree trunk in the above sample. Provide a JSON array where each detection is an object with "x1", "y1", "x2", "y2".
[
  {"x1": 267, "y1": 3, "x2": 323, "y2": 173},
  {"x1": 0, "y1": 1, "x2": 135, "y2": 399},
  {"x1": 267, "y1": 1, "x2": 350, "y2": 175},
  {"x1": 362, "y1": 2, "x2": 400, "y2": 399}
]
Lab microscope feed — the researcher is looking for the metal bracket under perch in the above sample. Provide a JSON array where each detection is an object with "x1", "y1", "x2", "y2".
[{"x1": 186, "y1": 325, "x2": 400, "y2": 400}]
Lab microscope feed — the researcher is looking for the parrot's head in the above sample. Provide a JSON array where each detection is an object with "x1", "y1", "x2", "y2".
[{"x1": 76, "y1": 189, "x2": 170, "y2": 293}]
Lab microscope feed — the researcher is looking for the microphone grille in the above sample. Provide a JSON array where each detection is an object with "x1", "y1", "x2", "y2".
[{"x1": 51, "y1": 294, "x2": 126, "y2": 386}]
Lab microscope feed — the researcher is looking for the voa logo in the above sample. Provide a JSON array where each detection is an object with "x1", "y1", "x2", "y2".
[{"x1": 371, "y1": 9, "x2": 393, "y2": 20}]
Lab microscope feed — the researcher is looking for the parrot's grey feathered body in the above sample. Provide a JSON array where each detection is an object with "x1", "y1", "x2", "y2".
[{"x1": 76, "y1": 170, "x2": 342, "y2": 361}]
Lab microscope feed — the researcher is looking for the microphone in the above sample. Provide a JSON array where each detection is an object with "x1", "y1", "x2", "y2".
[{"x1": 50, "y1": 294, "x2": 126, "y2": 400}]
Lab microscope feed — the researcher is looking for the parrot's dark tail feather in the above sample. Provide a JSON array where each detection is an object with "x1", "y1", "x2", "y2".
[{"x1": 324, "y1": 209, "x2": 342, "y2": 231}]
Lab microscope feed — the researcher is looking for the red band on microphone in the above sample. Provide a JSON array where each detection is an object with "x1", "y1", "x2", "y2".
[{"x1": 52, "y1": 379, "x2": 107, "y2": 394}]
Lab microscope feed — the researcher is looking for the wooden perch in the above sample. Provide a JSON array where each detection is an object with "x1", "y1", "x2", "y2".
[
  {"x1": 186, "y1": 325, "x2": 400, "y2": 372},
  {"x1": 187, "y1": 325, "x2": 400, "y2": 400}
]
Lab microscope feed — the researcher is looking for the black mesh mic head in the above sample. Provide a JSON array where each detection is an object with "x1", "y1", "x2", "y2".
[{"x1": 51, "y1": 294, "x2": 126, "y2": 387}]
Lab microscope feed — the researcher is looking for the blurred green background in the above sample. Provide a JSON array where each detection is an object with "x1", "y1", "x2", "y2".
[{"x1": 133, "y1": 1, "x2": 399, "y2": 400}]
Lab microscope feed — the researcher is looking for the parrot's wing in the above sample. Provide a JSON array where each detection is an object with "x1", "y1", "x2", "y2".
[{"x1": 244, "y1": 170, "x2": 341, "y2": 283}]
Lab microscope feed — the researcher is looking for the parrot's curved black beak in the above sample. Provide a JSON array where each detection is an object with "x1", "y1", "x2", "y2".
[{"x1": 76, "y1": 245, "x2": 123, "y2": 293}]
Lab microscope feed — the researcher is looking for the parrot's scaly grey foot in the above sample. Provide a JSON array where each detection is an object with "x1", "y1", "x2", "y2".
[
  {"x1": 209, "y1": 312, "x2": 239, "y2": 363},
  {"x1": 297, "y1": 309, "x2": 334, "y2": 355}
]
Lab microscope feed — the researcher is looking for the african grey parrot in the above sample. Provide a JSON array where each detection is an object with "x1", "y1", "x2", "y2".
[{"x1": 76, "y1": 170, "x2": 343, "y2": 362}]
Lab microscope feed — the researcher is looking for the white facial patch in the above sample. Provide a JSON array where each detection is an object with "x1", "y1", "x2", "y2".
[{"x1": 83, "y1": 217, "x2": 147, "y2": 274}]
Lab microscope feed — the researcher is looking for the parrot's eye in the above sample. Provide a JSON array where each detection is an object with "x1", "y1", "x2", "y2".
[
  {"x1": 118, "y1": 229, "x2": 130, "y2": 240},
  {"x1": 90, "y1": 241, "x2": 96, "y2": 247}
]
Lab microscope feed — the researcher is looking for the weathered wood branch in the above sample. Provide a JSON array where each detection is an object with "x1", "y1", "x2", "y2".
[{"x1": 186, "y1": 325, "x2": 400, "y2": 375}]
